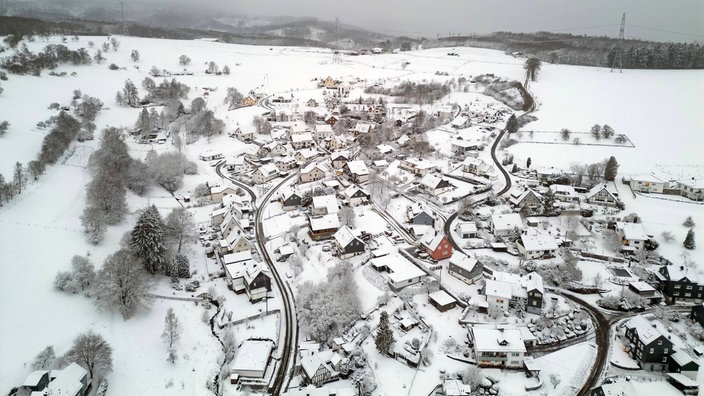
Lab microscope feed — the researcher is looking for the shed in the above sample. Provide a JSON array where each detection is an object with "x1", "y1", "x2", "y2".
[{"x1": 428, "y1": 290, "x2": 457, "y2": 312}]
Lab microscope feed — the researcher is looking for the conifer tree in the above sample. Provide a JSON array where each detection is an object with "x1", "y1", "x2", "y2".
[
  {"x1": 375, "y1": 311, "x2": 394, "y2": 355},
  {"x1": 684, "y1": 229, "x2": 695, "y2": 250},
  {"x1": 604, "y1": 156, "x2": 619, "y2": 181},
  {"x1": 130, "y1": 205, "x2": 167, "y2": 274}
]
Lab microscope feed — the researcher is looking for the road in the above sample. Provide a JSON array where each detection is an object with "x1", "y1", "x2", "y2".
[{"x1": 216, "y1": 162, "x2": 298, "y2": 394}]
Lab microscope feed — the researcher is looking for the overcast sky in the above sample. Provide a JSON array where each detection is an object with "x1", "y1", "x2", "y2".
[{"x1": 216, "y1": 0, "x2": 704, "y2": 42}]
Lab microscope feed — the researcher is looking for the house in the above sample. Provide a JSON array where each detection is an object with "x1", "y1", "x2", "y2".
[
  {"x1": 397, "y1": 134, "x2": 411, "y2": 147},
  {"x1": 251, "y1": 164, "x2": 279, "y2": 184},
  {"x1": 419, "y1": 174, "x2": 454, "y2": 196},
  {"x1": 299, "y1": 163, "x2": 326, "y2": 183},
  {"x1": 524, "y1": 273, "x2": 544, "y2": 315},
  {"x1": 399, "y1": 158, "x2": 437, "y2": 176},
  {"x1": 343, "y1": 185, "x2": 370, "y2": 206},
  {"x1": 667, "y1": 373, "x2": 700, "y2": 395},
  {"x1": 489, "y1": 213, "x2": 523, "y2": 237},
  {"x1": 19, "y1": 362, "x2": 89, "y2": 396},
  {"x1": 322, "y1": 76, "x2": 338, "y2": 88},
  {"x1": 629, "y1": 173, "x2": 666, "y2": 193},
  {"x1": 199, "y1": 150, "x2": 224, "y2": 161},
  {"x1": 334, "y1": 226, "x2": 366, "y2": 259},
  {"x1": 369, "y1": 254, "x2": 426, "y2": 290},
  {"x1": 589, "y1": 380, "x2": 682, "y2": 396},
  {"x1": 450, "y1": 138, "x2": 482, "y2": 154},
  {"x1": 300, "y1": 350, "x2": 338, "y2": 387},
  {"x1": 428, "y1": 290, "x2": 457, "y2": 312},
  {"x1": 211, "y1": 185, "x2": 238, "y2": 203},
  {"x1": 692, "y1": 304, "x2": 704, "y2": 326},
  {"x1": 279, "y1": 188, "x2": 303, "y2": 211},
  {"x1": 295, "y1": 148, "x2": 319, "y2": 164},
  {"x1": 291, "y1": 132, "x2": 315, "y2": 149},
  {"x1": 628, "y1": 281, "x2": 662, "y2": 305},
  {"x1": 471, "y1": 327, "x2": 526, "y2": 368},
  {"x1": 330, "y1": 151, "x2": 349, "y2": 169},
  {"x1": 448, "y1": 255, "x2": 483, "y2": 285},
  {"x1": 343, "y1": 160, "x2": 370, "y2": 183},
  {"x1": 283, "y1": 386, "x2": 355, "y2": 396},
  {"x1": 314, "y1": 124, "x2": 333, "y2": 141},
  {"x1": 311, "y1": 195, "x2": 339, "y2": 216},
  {"x1": 586, "y1": 184, "x2": 620, "y2": 207},
  {"x1": 508, "y1": 188, "x2": 543, "y2": 211},
  {"x1": 275, "y1": 156, "x2": 298, "y2": 172},
  {"x1": 657, "y1": 265, "x2": 704, "y2": 303},
  {"x1": 307, "y1": 98, "x2": 318, "y2": 107},
  {"x1": 407, "y1": 203, "x2": 434, "y2": 226},
  {"x1": 243, "y1": 265, "x2": 272, "y2": 302},
  {"x1": 549, "y1": 184, "x2": 580, "y2": 203},
  {"x1": 219, "y1": 232, "x2": 253, "y2": 255},
  {"x1": 676, "y1": 178, "x2": 704, "y2": 201},
  {"x1": 516, "y1": 229, "x2": 559, "y2": 259},
  {"x1": 669, "y1": 350, "x2": 699, "y2": 380},
  {"x1": 337, "y1": 81, "x2": 351, "y2": 96},
  {"x1": 455, "y1": 221, "x2": 478, "y2": 238},
  {"x1": 376, "y1": 144, "x2": 395, "y2": 155},
  {"x1": 449, "y1": 113, "x2": 470, "y2": 129},
  {"x1": 224, "y1": 155, "x2": 248, "y2": 174},
  {"x1": 324, "y1": 114, "x2": 338, "y2": 126},
  {"x1": 462, "y1": 157, "x2": 493, "y2": 177},
  {"x1": 623, "y1": 315, "x2": 673, "y2": 371},
  {"x1": 420, "y1": 230, "x2": 453, "y2": 261},
  {"x1": 309, "y1": 214, "x2": 340, "y2": 240},
  {"x1": 231, "y1": 339, "x2": 274, "y2": 378},
  {"x1": 242, "y1": 96, "x2": 257, "y2": 106},
  {"x1": 484, "y1": 279, "x2": 512, "y2": 313},
  {"x1": 534, "y1": 166, "x2": 562, "y2": 184},
  {"x1": 353, "y1": 122, "x2": 375, "y2": 135},
  {"x1": 616, "y1": 222, "x2": 648, "y2": 252},
  {"x1": 232, "y1": 126, "x2": 254, "y2": 142}
]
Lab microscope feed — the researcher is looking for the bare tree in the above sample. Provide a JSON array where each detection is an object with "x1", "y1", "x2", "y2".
[
  {"x1": 165, "y1": 207, "x2": 197, "y2": 254},
  {"x1": 94, "y1": 249, "x2": 153, "y2": 319},
  {"x1": 64, "y1": 330, "x2": 113, "y2": 380},
  {"x1": 162, "y1": 308, "x2": 182, "y2": 363},
  {"x1": 31, "y1": 346, "x2": 57, "y2": 370}
]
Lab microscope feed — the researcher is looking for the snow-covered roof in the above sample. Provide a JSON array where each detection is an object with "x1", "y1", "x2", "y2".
[
  {"x1": 549, "y1": 184, "x2": 578, "y2": 196},
  {"x1": 484, "y1": 279, "x2": 512, "y2": 300},
  {"x1": 309, "y1": 214, "x2": 340, "y2": 231},
  {"x1": 616, "y1": 222, "x2": 647, "y2": 241},
  {"x1": 472, "y1": 327, "x2": 526, "y2": 353},
  {"x1": 629, "y1": 281, "x2": 655, "y2": 293},
  {"x1": 345, "y1": 160, "x2": 369, "y2": 176},
  {"x1": 625, "y1": 315, "x2": 666, "y2": 345},
  {"x1": 23, "y1": 371, "x2": 48, "y2": 387},
  {"x1": 428, "y1": 290, "x2": 456, "y2": 307},
  {"x1": 370, "y1": 254, "x2": 425, "y2": 284},
  {"x1": 443, "y1": 378, "x2": 472, "y2": 395},
  {"x1": 376, "y1": 144, "x2": 395, "y2": 154},
  {"x1": 257, "y1": 163, "x2": 279, "y2": 176},
  {"x1": 279, "y1": 244, "x2": 295, "y2": 256},
  {"x1": 44, "y1": 363, "x2": 87, "y2": 396},
  {"x1": 223, "y1": 250, "x2": 252, "y2": 264},
  {"x1": 373, "y1": 159, "x2": 389, "y2": 167},
  {"x1": 301, "y1": 162, "x2": 326, "y2": 175},
  {"x1": 519, "y1": 230, "x2": 559, "y2": 252},
  {"x1": 663, "y1": 265, "x2": 699, "y2": 283},
  {"x1": 450, "y1": 114, "x2": 469, "y2": 128},
  {"x1": 330, "y1": 150, "x2": 349, "y2": 160},
  {"x1": 449, "y1": 255, "x2": 479, "y2": 273},
  {"x1": 678, "y1": 178, "x2": 704, "y2": 189},
  {"x1": 354, "y1": 122, "x2": 374, "y2": 134},
  {"x1": 315, "y1": 124, "x2": 333, "y2": 133},
  {"x1": 283, "y1": 385, "x2": 356, "y2": 396},
  {"x1": 397, "y1": 134, "x2": 411, "y2": 145},
  {"x1": 300, "y1": 352, "x2": 333, "y2": 378},
  {"x1": 343, "y1": 184, "x2": 369, "y2": 199},
  {"x1": 420, "y1": 173, "x2": 451, "y2": 190},
  {"x1": 334, "y1": 225, "x2": 361, "y2": 247},
  {"x1": 291, "y1": 132, "x2": 314, "y2": 143},
  {"x1": 455, "y1": 222, "x2": 477, "y2": 234},
  {"x1": 491, "y1": 213, "x2": 523, "y2": 231},
  {"x1": 231, "y1": 339, "x2": 274, "y2": 376},
  {"x1": 670, "y1": 350, "x2": 696, "y2": 367},
  {"x1": 312, "y1": 195, "x2": 339, "y2": 214},
  {"x1": 586, "y1": 184, "x2": 618, "y2": 200},
  {"x1": 421, "y1": 230, "x2": 446, "y2": 251},
  {"x1": 597, "y1": 380, "x2": 681, "y2": 396},
  {"x1": 297, "y1": 148, "x2": 319, "y2": 160}
]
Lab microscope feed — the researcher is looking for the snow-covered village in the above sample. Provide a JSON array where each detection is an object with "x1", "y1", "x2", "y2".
[{"x1": 0, "y1": 2, "x2": 703, "y2": 396}]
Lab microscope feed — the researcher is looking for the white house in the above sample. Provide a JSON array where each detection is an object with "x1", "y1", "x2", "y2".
[
  {"x1": 450, "y1": 113, "x2": 470, "y2": 129},
  {"x1": 343, "y1": 184, "x2": 371, "y2": 206},
  {"x1": 462, "y1": 157, "x2": 493, "y2": 177},
  {"x1": 251, "y1": 164, "x2": 279, "y2": 184},
  {"x1": 586, "y1": 184, "x2": 620, "y2": 207},
  {"x1": 616, "y1": 222, "x2": 648, "y2": 252},
  {"x1": 420, "y1": 174, "x2": 454, "y2": 196},
  {"x1": 489, "y1": 213, "x2": 523, "y2": 237},
  {"x1": 343, "y1": 160, "x2": 370, "y2": 183},
  {"x1": 549, "y1": 184, "x2": 580, "y2": 203},
  {"x1": 231, "y1": 339, "x2": 274, "y2": 379},
  {"x1": 311, "y1": 195, "x2": 339, "y2": 216},
  {"x1": 291, "y1": 132, "x2": 315, "y2": 149},
  {"x1": 300, "y1": 163, "x2": 326, "y2": 183},
  {"x1": 275, "y1": 156, "x2": 298, "y2": 172},
  {"x1": 516, "y1": 229, "x2": 559, "y2": 259},
  {"x1": 629, "y1": 173, "x2": 666, "y2": 193},
  {"x1": 455, "y1": 221, "x2": 478, "y2": 238},
  {"x1": 369, "y1": 254, "x2": 425, "y2": 291},
  {"x1": 484, "y1": 279, "x2": 512, "y2": 314},
  {"x1": 471, "y1": 327, "x2": 526, "y2": 368}
]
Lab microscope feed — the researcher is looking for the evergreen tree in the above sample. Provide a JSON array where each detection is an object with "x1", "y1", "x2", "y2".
[
  {"x1": 222, "y1": 65, "x2": 231, "y2": 75},
  {"x1": 135, "y1": 108, "x2": 150, "y2": 133},
  {"x1": 523, "y1": 57, "x2": 542, "y2": 83},
  {"x1": 542, "y1": 189, "x2": 556, "y2": 215},
  {"x1": 683, "y1": 216, "x2": 695, "y2": 228},
  {"x1": 375, "y1": 311, "x2": 394, "y2": 355},
  {"x1": 505, "y1": 114, "x2": 518, "y2": 133},
  {"x1": 0, "y1": 120, "x2": 9, "y2": 136},
  {"x1": 560, "y1": 128, "x2": 570, "y2": 141},
  {"x1": 130, "y1": 205, "x2": 167, "y2": 274},
  {"x1": 130, "y1": 49, "x2": 140, "y2": 62},
  {"x1": 526, "y1": 157, "x2": 532, "y2": 169},
  {"x1": 683, "y1": 229, "x2": 695, "y2": 250},
  {"x1": 175, "y1": 254, "x2": 190, "y2": 278},
  {"x1": 604, "y1": 156, "x2": 619, "y2": 181},
  {"x1": 0, "y1": 174, "x2": 6, "y2": 205},
  {"x1": 122, "y1": 80, "x2": 139, "y2": 107},
  {"x1": 601, "y1": 124, "x2": 615, "y2": 138}
]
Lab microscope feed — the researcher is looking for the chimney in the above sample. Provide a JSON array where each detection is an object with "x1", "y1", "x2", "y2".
[{"x1": 681, "y1": 266, "x2": 685, "y2": 271}]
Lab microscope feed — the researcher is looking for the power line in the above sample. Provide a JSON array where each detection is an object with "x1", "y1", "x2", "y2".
[{"x1": 628, "y1": 24, "x2": 704, "y2": 39}]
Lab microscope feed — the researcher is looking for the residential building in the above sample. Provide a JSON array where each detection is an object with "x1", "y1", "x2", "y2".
[
  {"x1": 486, "y1": 271, "x2": 544, "y2": 314},
  {"x1": 309, "y1": 214, "x2": 340, "y2": 240},
  {"x1": 275, "y1": 156, "x2": 298, "y2": 172},
  {"x1": 616, "y1": 222, "x2": 648, "y2": 252},
  {"x1": 589, "y1": 380, "x2": 683, "y2": 396},
  {"x1": 224, "y1": 155, "x2": 248, "y2": 173},
  {"x1": 471, "y1": 327, "x2": 526, "y2": 368},
  {"x1": 299, "y1": 163, "x2": 326, "y2": 183},
  {"x1": 489, "y1": 213, "x2": 523, "y2": 237},
  {"x1": 450, "y1": 138, "x2": 482, "y2": 154},
  {"x1": 484, "y1": 279, "x2": 512, "y2": 314},
  {"x1": 623, "y1": 315, "x2": 673, "y2": 371},
  {"x1": 508, "y1": 188, "x2": 543, "y2": 212},
  {"x1": 657, "y1": 265, "x2": 704, "y2": 303},
  {"x1": 299, "y1": 350, "x2": 338, "y2": 387},
  {"x1": 231, "y1": 339, "x2": 274, "y2": 379},
  {"x1": 251, "y1": 164, "x2": 279, "y2": 184},
  {"x1": 629, "y1": 173, "x2": 666, "y2": 193},
  {"x1": 669, "y1": 350, "x2": 699, "y2": 380},
  {"x1": 211, "y1": 185, "x2": 238, "y2": 203},
  {"x1": 449, "y1": 113, "x2": 470, "y2": 129},
  {"x1": 407, "y1": 203, "x2": 434, "y2": 227},
  {"x1": 691, "y1": 304, "x2": 704, "y2": 326},
  {"x1": 279, "y1": 188, "x2": 302, "y2": 211},
  {"x1": 369, "y1": 254, "x2": 425, "y2": 290},
  {"x1": 333, "y1": 226, "x2": 366, "y2": 259},
  {"x1": 420, "y1": 230, "x2": 453, "y2": 261},
  {"x1": 330, "y1": 151, "x2": 349, "y2": 169},
  {"x1": 295, "y1": 148, "x2": 319, "y2": 164},
  {"x1": 343, "y1": 185, "x2": 370, "y2": 206},
  {"x1": 311, "y1": 195, "x2": 339, "y2": 216},
  {"x1": 291, "y1": 132, "x2": 315, "y2": 149},
  {"x1": 586, "y1": 184, "x2": 620, "y2": 207},
  {"x1": 419, "y1": 174, "x2": 454, "y2": 196},
  {"x1": 448, "y1": 255, "x2": 483, "y2": 285},
  {"x1": 462, "y1": 157, "x2": 493, "y2": 177},
  {"x1": 549, "y1": 184, "x2": 580, "y2": 203},
  {"x1": 516, "y1": 229, "x2": 559, "y2": 259},
  {"x1": 343, "y1": 160, "x2": 370, "y2": 183},
  {"x1": 314, "y1": 124, "x2": 333, "y2": 141},
  {"x1": 676, "y1": 178, "x2": 704, "y2": 201},
  {"x1": 18, "y1": 362, "x2": 89, "y2": 396},
  {"x1": 454, "y1": 221, "x2": 478, "y2": 238},
  {"x1": 399, "y1": 158, "x2": 437, "y2": 176},
  {"x1": 353, "y1": 122, "x2": 375, "y2": 135}
]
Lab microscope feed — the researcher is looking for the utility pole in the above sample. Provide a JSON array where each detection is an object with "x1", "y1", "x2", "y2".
[
  {"x1": 120, "y1": 0, "x2": 128, "y2": 36},
  {"x1": 332, "y1": 17, "x2": 341, "y2": 64},
  {"x1": 610, "y1": 12, "x2": 625, "y2": 73}
]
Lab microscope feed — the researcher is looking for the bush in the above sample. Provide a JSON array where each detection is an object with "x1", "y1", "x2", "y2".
[{"x1": 108, "y1": 63, "x2": 119, "y2": 70}]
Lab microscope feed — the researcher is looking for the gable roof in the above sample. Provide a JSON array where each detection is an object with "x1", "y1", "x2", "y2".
[
  {"x1": 491, "y1": 213, "x2": 523, "y2": 231},
  {"x1": 312, "y1": 195, "x2": 339, "y2": 214},
  {"x1": 334, "y1": 225, "x2": 363, "y2": 247},
  {"x1": 421, "y1": 230, "x2": 446, "y2": 251},
  {"x1": 309, "y1": 214, "x2": 340, "y2": 231},
  {"x1": 625, "y1": 315, "x2": 669, "y2": 345},
  {"x1": 345, "y1": 160, "x2": 369, "y2": 176},
  {"x1": 484, "y1": 279, "x2": 513, "y2": 300}
]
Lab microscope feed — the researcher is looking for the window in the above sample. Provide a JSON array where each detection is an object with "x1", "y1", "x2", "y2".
[
  {"x1": 686, "y1": 285, "x2": 693, "y2": 290},
  {"x1": 649, "y1": 348, "x2": 654, "y2": 354},
  {"x1": 674, "y1": 284, "x2": 681, "y2": 289},
  {"x1": 664, "y1": 348, "x2": 668, "y2": 354},
  {"x1": 658, "y1": 340, "x2": 662, "y2": 345}
]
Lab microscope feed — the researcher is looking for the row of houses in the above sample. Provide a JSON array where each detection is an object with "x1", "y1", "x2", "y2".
[
  {"x1": 509, "y1": 183, "x2": 622, "y2": 211},
  {"x1": 626, "y1": 173, "x2": 704, "y2": 201}
]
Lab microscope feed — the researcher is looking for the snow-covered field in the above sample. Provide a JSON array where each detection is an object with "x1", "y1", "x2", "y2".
[{"x1": 1, "y1": 34, "x2": 703, "y2": 395}]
